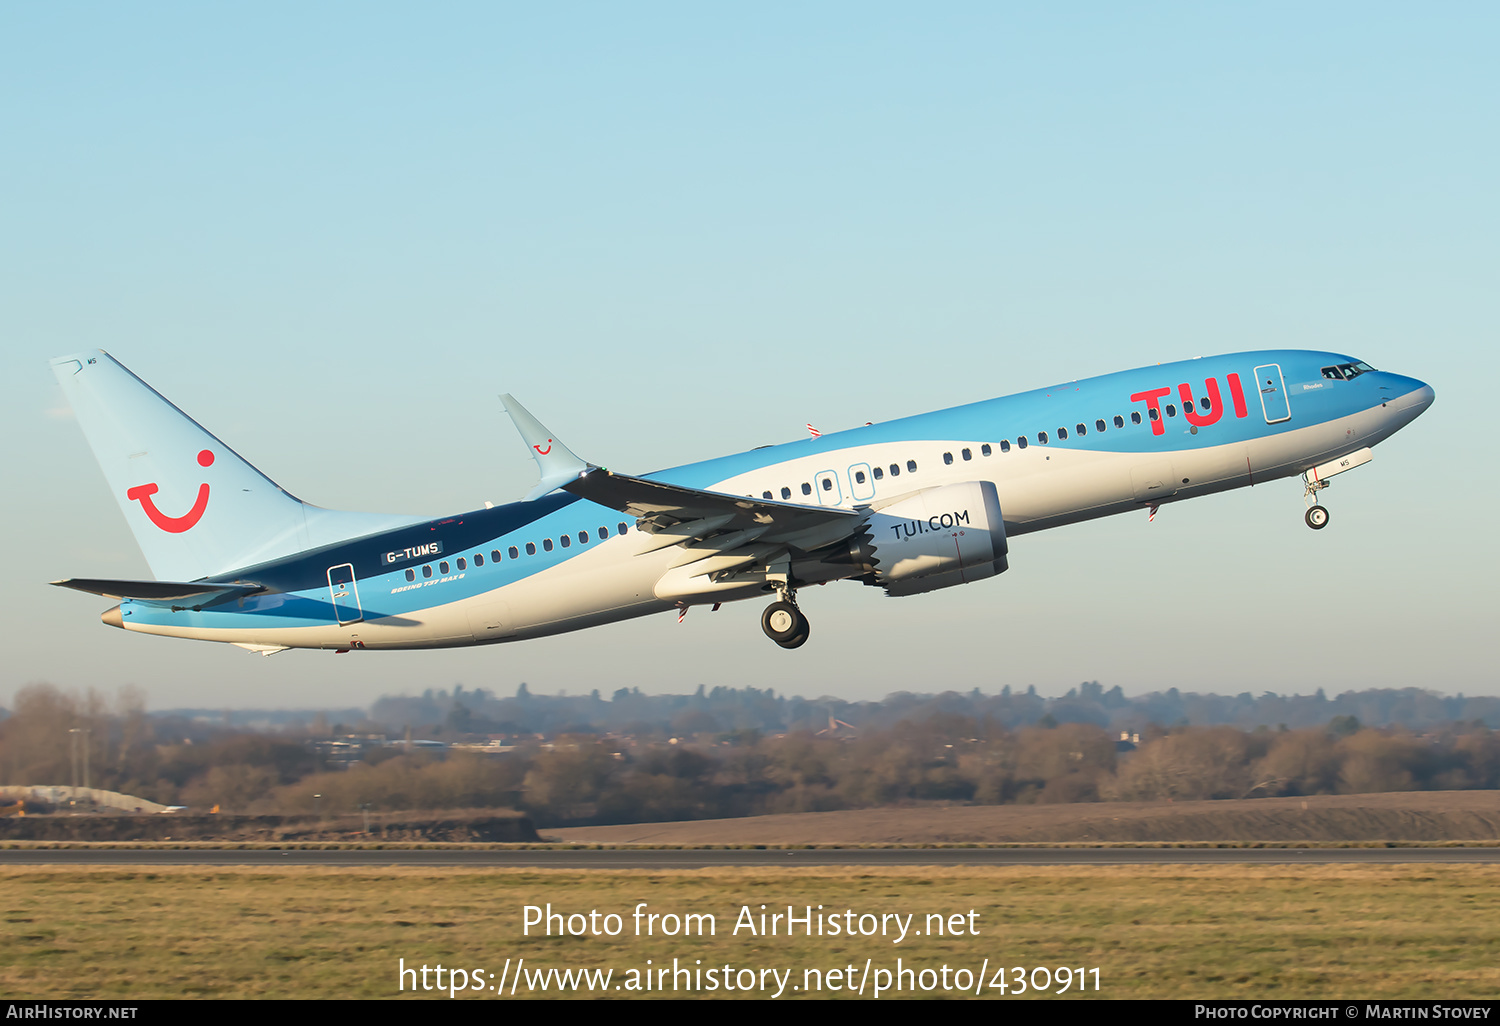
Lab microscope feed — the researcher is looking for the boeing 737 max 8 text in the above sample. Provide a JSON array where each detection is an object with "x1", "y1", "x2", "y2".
[{"x1": 48, "y1": 350, "x2": 1433, "y2": 653}]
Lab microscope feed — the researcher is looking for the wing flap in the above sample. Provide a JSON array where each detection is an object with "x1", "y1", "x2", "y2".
[{"x1": 563, "y1": 467, "x2": 860, "y2": 541}]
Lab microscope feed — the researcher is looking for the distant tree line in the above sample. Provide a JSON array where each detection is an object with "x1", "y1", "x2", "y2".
[
  {"x1": 360, "y1": 680, "x2": 1500, "y2": 737},
  {"x1": 6, "y1": 683, "x2": 1500, "y2": 826},
  {"x1": 142, "y1": 682, "x2": 1500, "y2": 738}
]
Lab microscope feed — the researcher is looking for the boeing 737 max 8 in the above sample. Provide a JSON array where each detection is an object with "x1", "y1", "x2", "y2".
[{"x1": 49, "y1": 350, "x2": 1433, "y2": 653}]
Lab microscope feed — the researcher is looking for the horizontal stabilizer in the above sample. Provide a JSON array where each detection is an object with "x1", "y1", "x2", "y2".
[{"x1": 51, "y1": 578, "x2": 264, "y2": 604}]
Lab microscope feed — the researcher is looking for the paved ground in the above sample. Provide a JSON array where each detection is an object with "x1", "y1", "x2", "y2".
[{"x1": 5, "y1": 846, "x2": 1500, "y2": 867}]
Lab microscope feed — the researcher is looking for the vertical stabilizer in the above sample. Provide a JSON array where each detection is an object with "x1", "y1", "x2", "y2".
[{"x1": 50, "y1": 351, "x2": 419, "y2": 581}]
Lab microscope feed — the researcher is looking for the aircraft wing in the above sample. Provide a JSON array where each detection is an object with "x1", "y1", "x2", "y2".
[
  {"x1": 502, "y1": 394, "x2": 867, "y2": 570},
  {"x1": 563, "y1": 468, "x2": 863, "y2": 552}
]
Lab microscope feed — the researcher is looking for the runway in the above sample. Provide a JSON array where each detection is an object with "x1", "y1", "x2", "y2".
[{"x1": 4, "y1": 846, "x2": 1500, "y2": 867}]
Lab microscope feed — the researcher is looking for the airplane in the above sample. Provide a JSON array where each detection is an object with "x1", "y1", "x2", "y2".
[{"x1": 48, "y1": 349, "x2": 1433, "y2": 653}]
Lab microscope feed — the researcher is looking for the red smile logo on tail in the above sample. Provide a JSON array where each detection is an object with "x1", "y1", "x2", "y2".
[{"x1": 127, "y1": 449, "x2": 214, "y2": 533}]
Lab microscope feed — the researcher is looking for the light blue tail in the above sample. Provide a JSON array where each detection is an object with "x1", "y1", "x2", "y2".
[{"x1": 50, "y1": 351, "x2": 421, "y2": 581}]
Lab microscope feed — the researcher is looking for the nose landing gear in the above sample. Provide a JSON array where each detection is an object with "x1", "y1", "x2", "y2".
[
  {"x1": 1299, "y1": 447, "x2": 1375, "y2": 530},
  {"x1": 1303, "y1": 477, "x2": 1331, "y2": 530}
]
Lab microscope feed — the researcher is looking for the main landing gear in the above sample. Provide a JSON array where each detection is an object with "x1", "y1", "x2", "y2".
[
  {"x1": 761, "y1": 573, "x2": 809, "y2": 648},
  {"x1": 761, "y1": 563, "x2": 810, "y2": 649},
  {"x1": 761, "y1": 600, "x2": 810, "y2": 649}
]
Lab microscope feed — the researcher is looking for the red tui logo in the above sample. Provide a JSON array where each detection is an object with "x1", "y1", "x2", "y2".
[
  {"x1": 1131, "y1": 375, "x2": 1249, "y2": 435},
  {"x1": 126, "y1": 449, "x2": 214, "y2": 533}
]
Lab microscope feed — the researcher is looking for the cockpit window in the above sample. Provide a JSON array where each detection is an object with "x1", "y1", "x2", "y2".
[{"x1": 1324, "y1": 361, "x2": 1376, "y2": 381}]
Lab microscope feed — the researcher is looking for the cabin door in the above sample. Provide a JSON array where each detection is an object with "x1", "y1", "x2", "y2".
[
  {"x1": 1253, "y1": 364, "x2": 1291, "y2": 424},
  {"x1": 327, "y1": 563, "x2": 364, "y2": 625}
]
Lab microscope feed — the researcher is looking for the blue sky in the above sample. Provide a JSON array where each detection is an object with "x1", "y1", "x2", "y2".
[{"x1": 3, "y1": 4, "x2": 1495, "y2": 711}]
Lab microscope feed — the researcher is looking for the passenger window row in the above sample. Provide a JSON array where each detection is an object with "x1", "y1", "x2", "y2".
[
  {"x1": 758, "y1": 460, "x2": 922, "y2": 502},
  {"x1": 402, "y1": 522, "x2": 630, "y2": 581},
  {"x1": 743, "y1": 393, "x2": 1196, "y2": 505},
  {"x1": 982, "y1": 402, "x2": 1185, "y2": 453}
]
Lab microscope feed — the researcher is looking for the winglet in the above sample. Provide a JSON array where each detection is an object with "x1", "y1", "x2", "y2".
[{"x1": 500, "y1": 394, "x2": 595, "y2": 500}]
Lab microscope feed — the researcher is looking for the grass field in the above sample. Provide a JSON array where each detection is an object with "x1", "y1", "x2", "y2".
[
  {"x1": 550, "y1": 791, "x2": 1500, "y2": 844},
  {"x1": 3, "y1": 864, "x2": 1498, "y2": 999}
]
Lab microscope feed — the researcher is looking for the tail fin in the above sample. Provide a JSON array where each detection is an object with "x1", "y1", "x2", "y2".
[{"x1": 50, "y1": 351, "x2": 419, "y2": 581}]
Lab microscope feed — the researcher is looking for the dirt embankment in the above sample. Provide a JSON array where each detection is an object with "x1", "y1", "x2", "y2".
[
  {"x1": 9, "y1": 793, "x2": 1498, "y2": 846},
  {"x1": 0, "y1": 809, "x2": 540, "y2": 843},
  {"x1": 549, "y1": 791, "x2": 1500, "y2": 845}
]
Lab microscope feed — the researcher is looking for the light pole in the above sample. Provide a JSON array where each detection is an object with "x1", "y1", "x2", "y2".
[
  {"x1": 67, "y1": 728, "x2": 90, "y2": 805},
  {"x1": 68, "y1": 728, "x2": 78, "y2": 803}
]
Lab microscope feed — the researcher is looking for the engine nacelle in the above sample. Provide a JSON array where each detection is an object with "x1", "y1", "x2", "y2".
[{"x1": 853, "y1": 481, "x2": 1008, "y2": 596}]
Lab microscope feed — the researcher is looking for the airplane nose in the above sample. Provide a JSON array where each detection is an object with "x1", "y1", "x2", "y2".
[
  {"x1": 1395, "y1": 382, "x2": 1435, "y2": 416},
  {"x1": 101, "y1": 605, "x2": 123, "y2": 629},
  {"x1": 1379, "y1": 379, "x2": 1434, "y2": 436},
  {"x1": 1410, "y1": 383, "x2": 1435, "y2": 413}
]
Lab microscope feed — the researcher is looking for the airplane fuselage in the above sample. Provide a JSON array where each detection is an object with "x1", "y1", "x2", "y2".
[{"x1": 77, "y1": 349, "x2": 1433, "y2": 653}]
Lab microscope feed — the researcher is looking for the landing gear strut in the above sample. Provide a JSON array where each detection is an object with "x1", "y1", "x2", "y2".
[
  {"x1": 1299, "y1": 448, "x2": 1375, "y2": 529},
  {"x1": 761, "y1": 562, "x2": 810, "y2": 648},
  {"x1": 1303, "y1": 476, "x2": 1331, "y2": 530}
]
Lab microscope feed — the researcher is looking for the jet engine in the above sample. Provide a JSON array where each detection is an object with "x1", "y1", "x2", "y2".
[{"x1": 833, "y1": 481, "x2": 1009, "y2": 596}]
